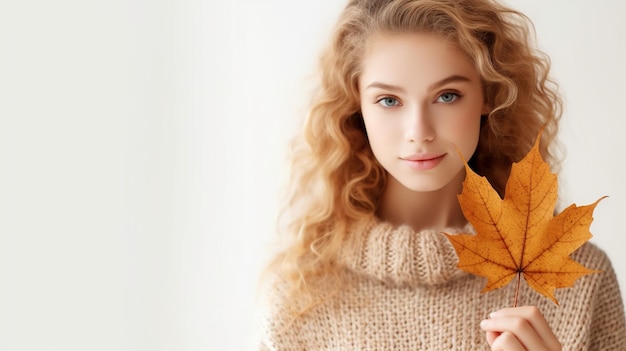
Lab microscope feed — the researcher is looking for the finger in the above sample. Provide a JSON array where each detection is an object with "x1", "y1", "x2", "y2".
[
  {"x1": 481, "y1": 316, "x2": 544, "y2": 350},
  {"x1": 485, "y1": 331, "x2": 499, "y2": 347},
  {"x1": 490, "y1": 306, "x2": 560, "y2": 349},
  {"x1": 490, "y1": 331, "x2": 526, "y2": 351}
]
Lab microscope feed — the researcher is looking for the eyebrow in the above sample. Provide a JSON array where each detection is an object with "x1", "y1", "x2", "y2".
[
  {"x1": 365, "y1": 75, "x2": 473, "y2": 93},
  {"x1": 429, "y1": 75, "x2": 472, "y2": 91}
]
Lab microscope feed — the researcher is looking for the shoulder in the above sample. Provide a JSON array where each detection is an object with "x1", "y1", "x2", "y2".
[
  {"x1": 572, "y1": 241, "x2": 614, "y2": 272},
  {"x1": 258, "y1": 274, "x2": 345, "y2": 351},
  {"x1": 567, "y1": 241, "x2": 622, "y2": 302},
  {"x1": 570, "y1": 243, "x2": 626, "y2": 348},
  {"x1": 258, "y1": 274, "x2": 292, "y2": 324},
  {"x1": 257, "y1": 276, "x2": 298, "y2": 350}
]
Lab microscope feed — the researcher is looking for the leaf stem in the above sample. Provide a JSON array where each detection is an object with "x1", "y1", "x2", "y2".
[{"x1": 514, "y1": 272, "x2": 521, "y2": 307}]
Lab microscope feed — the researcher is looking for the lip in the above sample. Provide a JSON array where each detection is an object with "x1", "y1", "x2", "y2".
[{"x1": 401, "y1": 153, "x2": 446, "y2": 170}]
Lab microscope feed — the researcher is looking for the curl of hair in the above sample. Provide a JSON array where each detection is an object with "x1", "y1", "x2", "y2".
[{"x1": 263, "y1": 0, "x2": 562, "y2": 317}]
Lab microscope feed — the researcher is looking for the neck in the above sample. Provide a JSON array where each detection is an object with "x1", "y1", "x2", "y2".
[{"x1": 377, "y1": 170, "x2": 467, "y2": 232}]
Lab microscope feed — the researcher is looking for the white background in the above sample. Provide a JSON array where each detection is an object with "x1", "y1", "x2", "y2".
[{"x1": 0, "y1": 0, "x2": 624, "y2": 350}]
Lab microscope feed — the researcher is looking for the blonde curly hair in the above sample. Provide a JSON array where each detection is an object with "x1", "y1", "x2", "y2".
[{"x1": 264, "y1": 0, "x2": 562, "y2": 316}]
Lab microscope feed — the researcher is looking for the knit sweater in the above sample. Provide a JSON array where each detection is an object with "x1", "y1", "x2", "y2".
[{"x1": 260, "y1": 217, "x2": 626, "y2": 350}]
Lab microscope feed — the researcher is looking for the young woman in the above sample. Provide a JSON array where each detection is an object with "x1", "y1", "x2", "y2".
[{"x1": 260, "y1": 0, "x2": 626, "y2": 349}]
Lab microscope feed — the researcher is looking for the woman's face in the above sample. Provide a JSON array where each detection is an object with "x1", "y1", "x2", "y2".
[{"x1": 359, "y1": 32, "x2": 488, "y2": 193}]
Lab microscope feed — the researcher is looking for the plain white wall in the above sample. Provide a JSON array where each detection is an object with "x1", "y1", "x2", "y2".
[{"x1": 0, "y1": 0, "x2": 624, "y2": 350}]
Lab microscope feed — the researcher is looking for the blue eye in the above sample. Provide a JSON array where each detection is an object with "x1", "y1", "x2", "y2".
[
  {"x1": 437, "y1": 92, "x2": 459, "y2": 103},
  {"x1": 377, "y1": 97, "x2": 400, "y2": 107}
]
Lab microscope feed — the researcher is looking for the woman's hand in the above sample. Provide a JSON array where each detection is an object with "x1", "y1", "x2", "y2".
[{"x1": 480, "y1": 306, "x2": 562, "y2": 351}]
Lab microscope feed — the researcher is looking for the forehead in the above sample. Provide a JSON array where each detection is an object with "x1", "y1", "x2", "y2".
[{"x1": 359, "y1": 32, "x2": 480, "y2": 89}]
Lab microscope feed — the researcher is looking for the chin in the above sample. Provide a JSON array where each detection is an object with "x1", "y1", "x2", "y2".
[
  {"x1": 390, "y1": 175, "x2": 450, "y2": 193},
  {"x1": 391, "y1": 168, "x2": 466, "y2": 194},
  {"x1": 402, "y1": 182, "x2": 452, "y2": 193}
]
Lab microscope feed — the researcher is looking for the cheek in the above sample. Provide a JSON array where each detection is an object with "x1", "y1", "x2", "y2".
[
  {"x1": 436, "y1": 110, "x2": 481, "y2": 154},
  {"x1": 450, "y1": 111, "x2": 481, "y2": 137},
  {"x1": 362, "y1": 115, "x2": 393, "y2": 142},
  {"x1": 362, "y1": 116, "x2": 396, "y2": 162},
  {"x1": 455, "y1": 115, "x2": 482, "y2": 157}
]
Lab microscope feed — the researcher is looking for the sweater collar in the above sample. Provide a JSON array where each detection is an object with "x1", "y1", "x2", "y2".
[{"x1": 338, "y1": 217, "x2": 474, "y2": 287}]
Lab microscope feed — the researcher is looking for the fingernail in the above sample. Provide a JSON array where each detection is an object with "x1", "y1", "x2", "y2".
[
  {"x1": 489, "y1": 311, "x2": 497, "y2": 318},
  {"x1": 480, "y1": 319, "x2": 488, "y2": 328}
]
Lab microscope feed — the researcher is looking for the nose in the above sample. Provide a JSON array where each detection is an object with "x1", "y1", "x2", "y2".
[{"x1": 405, "y1": 105, "x2": 435, "y2": 143}]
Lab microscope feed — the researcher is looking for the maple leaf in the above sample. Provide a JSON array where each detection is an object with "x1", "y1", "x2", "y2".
[{"x1": 444, "y1": 133, "x2": 602, "y2": 305}]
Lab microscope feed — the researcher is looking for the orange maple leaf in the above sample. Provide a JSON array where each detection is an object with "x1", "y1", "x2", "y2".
[{"x1": 445, "y1": 133, "x2": 602, "y2": 305}]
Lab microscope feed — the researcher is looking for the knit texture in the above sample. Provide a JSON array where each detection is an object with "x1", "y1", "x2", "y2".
[{"x1": 260, "y1": 217, "x2": 626, "y2": 350}]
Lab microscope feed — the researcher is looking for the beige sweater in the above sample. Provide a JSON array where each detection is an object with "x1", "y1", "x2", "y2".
[{"x1": 260, "y1": 218, "x2": 626, "y2": 350}]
